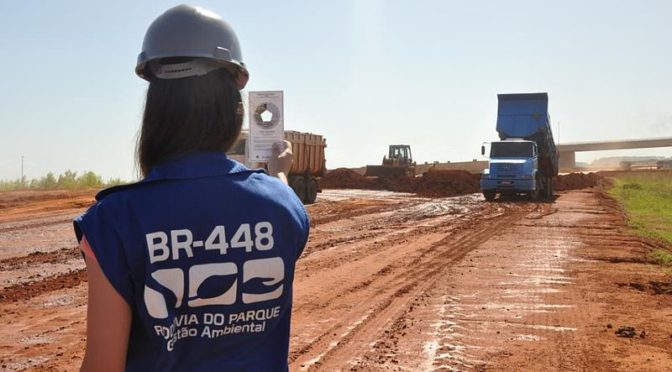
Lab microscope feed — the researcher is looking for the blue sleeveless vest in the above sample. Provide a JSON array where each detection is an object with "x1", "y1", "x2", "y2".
[{"x1": 74, "y1": 153, "x2": 309, "y2": 371}]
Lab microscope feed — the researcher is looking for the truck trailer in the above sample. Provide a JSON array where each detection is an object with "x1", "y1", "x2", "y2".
[
  {"x1": 480, "y1": 93, "x2": 559, "y2": 201},
  {"x1": 227, "y1": 130, "x2": 327, "y2": 204}
]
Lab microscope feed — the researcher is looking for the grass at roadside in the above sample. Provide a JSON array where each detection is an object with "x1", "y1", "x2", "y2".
[
  {"x1": 608, "y1": 172, "x2": 672, "y2": 265},
  {"x1": 651, "y1": 249, "x2": 672, "y2": 266}
]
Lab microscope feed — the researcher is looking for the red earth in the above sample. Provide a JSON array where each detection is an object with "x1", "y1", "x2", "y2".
[{"x1": 0, "y1": 182, "x2": 670, "y2": 371}]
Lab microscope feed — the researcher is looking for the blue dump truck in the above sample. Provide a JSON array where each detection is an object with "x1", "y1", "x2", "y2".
[{"x1": 480, "y1": 93, "x2": 559, "y2": 201}]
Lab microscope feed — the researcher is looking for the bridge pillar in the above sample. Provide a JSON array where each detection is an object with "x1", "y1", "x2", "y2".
[{"x1": 559, "y1": 151, "x2": 576, "y2": 170}]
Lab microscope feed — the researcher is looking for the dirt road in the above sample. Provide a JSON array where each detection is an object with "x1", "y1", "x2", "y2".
[{"x1": 0, "y1": 188, "x2": 670, "y2": 371}]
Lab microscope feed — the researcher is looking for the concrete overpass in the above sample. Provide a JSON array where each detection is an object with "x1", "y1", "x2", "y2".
[{"x1": 558, "y1": 137, "x2": 672, "y2": 169}]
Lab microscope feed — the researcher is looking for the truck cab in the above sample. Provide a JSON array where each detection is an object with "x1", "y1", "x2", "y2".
[{"x1": 480, "y1": 139, "x2": 544, "y2": 200}]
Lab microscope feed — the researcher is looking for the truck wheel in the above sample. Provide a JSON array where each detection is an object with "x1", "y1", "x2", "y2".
[
  {"x1": 529, "y1": 173, "x2": 541, "y2": 201},
  {"x1": 529, "y1": 186, "x2": 540, "y2": 201},
  {"x1": 547, "y1": 178, "x2": 554, "y2": 199},
  {"x1": 289, "y1": 176, "x2": 306, "y2": 203},
  {"x1": 305, "y1": 177, "x2": 318, "y2": 204},
  {"x1": 483, "y1": 191, "x2": 496, "y2": 201}
]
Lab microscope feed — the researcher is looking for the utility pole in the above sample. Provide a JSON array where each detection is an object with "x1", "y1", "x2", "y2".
[{"x1": 21, "y1": 155, "x2": 26, "y2": 186}]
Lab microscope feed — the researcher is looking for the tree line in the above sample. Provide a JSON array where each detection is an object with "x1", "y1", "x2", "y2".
[{"x1": 0, "y1": 170, "x2": 126, "y2": 191}]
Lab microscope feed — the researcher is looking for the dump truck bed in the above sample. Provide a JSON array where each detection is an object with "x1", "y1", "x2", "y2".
[
  {"x1": 228, "y1": 130, "x2": 327, "y2": 177},
  {"x1": 496, "y1": 93, "x2": 558, "y2": 177},
  {"x1": 284, "y1": 131, "x2": 327, "y2": 177},
  {"x1": 227, "y1": 129, "x2": 327, "y2": 204}
]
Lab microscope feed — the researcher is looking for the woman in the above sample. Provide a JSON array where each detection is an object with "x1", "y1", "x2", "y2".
[{"x1": 75, "y1": 5, "x2": 309, "y2": 371}]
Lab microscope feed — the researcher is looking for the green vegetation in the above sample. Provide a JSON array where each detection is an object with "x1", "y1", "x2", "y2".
[
  {"x1": 608, "y1": 173, "x2": 672, "y2": 263},
  {"x1": 0, "y1": 170, "x2": 126, "y2": 191},
  {"x1": 651, "y1": 249, "x2": 672, "y2": 266}
]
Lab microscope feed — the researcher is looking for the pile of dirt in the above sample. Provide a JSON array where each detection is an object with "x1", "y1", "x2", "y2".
[
  {"x1": 319, "y1": 168, "x2": 378, "y2": 190},
  {"x1": 554, "y1": 173, "x2": 600, "y2": 191},
  {"x1": 376, "y1": 175, "x2": 416, "y2": 193},
  {"x1": 321, "y1": 169, "x2": 600, "y2": 196},
  {"x1": 0, "y1": 269, "x2": 85, "y2": 303},
  {"x1": 319, "y1": 168, "x2": 480, "y2": 198},
  {"x1": 414, "y1": 170, "x2": 480, "y2": 197}
]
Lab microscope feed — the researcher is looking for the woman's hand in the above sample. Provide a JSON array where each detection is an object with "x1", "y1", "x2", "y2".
[{"x1": 267, "y1": 140, "x2": 293, "y2": 185}]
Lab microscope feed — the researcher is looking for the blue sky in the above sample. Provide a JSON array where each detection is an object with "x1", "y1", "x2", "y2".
[{"x1": 1, "y1": 1, "x2": 671, "y2": 181}]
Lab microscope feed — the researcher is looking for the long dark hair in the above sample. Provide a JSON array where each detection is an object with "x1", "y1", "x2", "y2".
[{"x1": 137, "y1": 63, "x2": 242, "y2": 176}]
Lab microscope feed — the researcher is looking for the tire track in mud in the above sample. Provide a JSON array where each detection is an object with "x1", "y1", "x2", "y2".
[
  {"x1": 294, "y1": 200, "x2": 464, "y2": 311},
  {"x1": 0, "y1": 242, "x2": 83, "y2": 304},
  {"x1": 289, "y1": 201, "x2": 537, "y2": 370},
  {"x1": 1, "y1": 288, "x2": 88, "y2": 372},
  {"x1": 0, "y1": 212, "x2": 82, "y2": 261},
  {"x1": 295, "y1": 197, "x2": 493, "y2": 294},
  {"x1": 300, "y1": 222, "x2": 449, "y2": 270},
  {"x1": 332, "y1": 209, "x2": 534, "y2": 369},
  {"x1": 0, "y1": 268, "x2": 86, "y2": 303},
  {"x1": 292, "y1": 221, "x2": 458, "y2": 316},
  {"x1": 0, "y1": 245, "x2": 83, "y2": 292},
  {"x1": 366, "y1": 189, "x2": 656, "y2": 371},
  {"x1": 0, "y1": 217, "x2": 75, "y2": 234},
  {"x1": 292, "y1": 208, "x2": 532, "y2": 369},
  {"x1": 0, "y1": 247, "x2": 80, "y2": 270},
  {"x1": 309, "y1": 200, "x2": 418, "y2": 227},
  {"x1": 301, "y1": 196, "x2": 485, "y2": 261},
  {"x1": 294, "y1": 209, "x2": 494, "y2": 309}
]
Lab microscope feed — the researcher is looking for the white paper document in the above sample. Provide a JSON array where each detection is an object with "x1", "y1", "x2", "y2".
[{"x1": 248, "y1": 91, "x2": 284, "y2": 162}]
